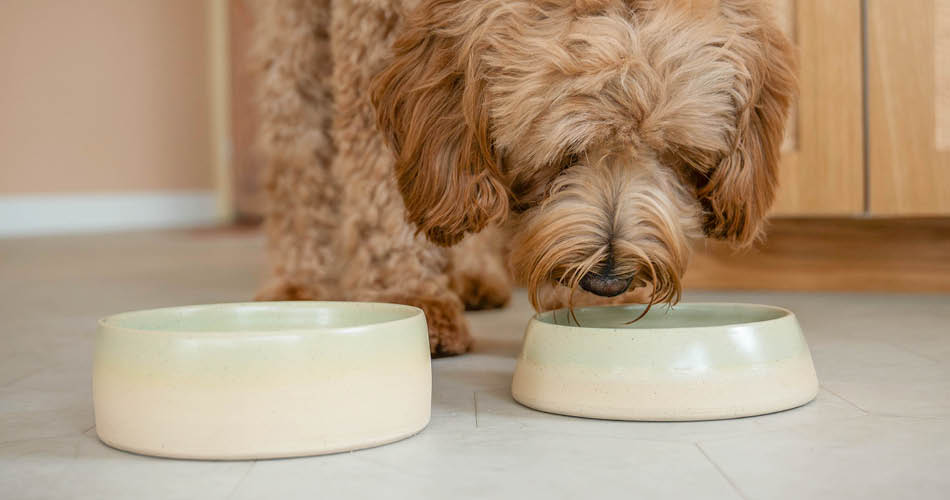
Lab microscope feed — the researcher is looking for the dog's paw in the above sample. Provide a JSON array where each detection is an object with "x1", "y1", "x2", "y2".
[
  {"x1": 354, "y1": 291, "x2": 473, "y2": 357},
  {"x1": 449, "y1": 233, "x2": 512, "y2": 311},
  {"x1": 450, "y1": 268, "x2": 511, "y2": 311},
  {"x1": 448, "y1": 242, "x2": 511, "y2": 311},
  {"x1": 415, "y1": 295, "x2": 474, "y2": 356}
]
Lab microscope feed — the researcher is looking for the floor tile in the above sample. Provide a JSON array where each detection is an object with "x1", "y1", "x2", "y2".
[
  {"x1": 698, "y1": 415, "x2": 950, "y2": 500},
  {"x1": 812, "y1": 339, "x2": 950, "y2": 417},
  {"x1": 0, "y1": 367, "x2": 93, "y2": 443},
  {"x1": 0, "y1": 436, "x2": 83, "y2": 500},
  {"x1": 53, "y1": 430, "x2": 252, "y2": 500},
  {"x1": 229, "y1": 428, "x2": 741, "y2": 500}
]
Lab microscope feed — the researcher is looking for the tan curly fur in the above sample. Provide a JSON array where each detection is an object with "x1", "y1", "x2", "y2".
[{"x1": 255, "y1": 0, "x2": 796, "y2": 355}]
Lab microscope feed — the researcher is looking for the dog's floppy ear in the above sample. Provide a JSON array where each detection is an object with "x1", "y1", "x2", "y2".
[
  {"x1": 372, "y1": 0, "x2": 508, "y2": 247},
  {"x1": 697, "y1": 1, "x2": 797, "y2": 246}
]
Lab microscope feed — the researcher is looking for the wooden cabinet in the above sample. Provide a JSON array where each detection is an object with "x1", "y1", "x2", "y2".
[
  {"x1": 687, "y1": 0, "x2": 950, "y2": 293},
  {"x1": 867, "y1": 0, "x2": 950, "y2": 214},
  {"x1": 771, "y1": 0, "x2": 865, "y2": 216},
  {"x1": 770, "y1": 0, "x2": 950, "y2": 216}
]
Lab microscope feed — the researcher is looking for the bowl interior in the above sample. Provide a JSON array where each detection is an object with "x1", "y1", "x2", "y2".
[
  {"x1": 537, "y1": 303, "x2": 789, "y2": 330},
  {"x1": 102, "y1": 302, "x2": 421, "y2": 333}
]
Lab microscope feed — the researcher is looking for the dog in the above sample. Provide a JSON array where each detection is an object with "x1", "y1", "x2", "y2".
[{"x1": 253, "y1": 0, "x2": 796, "y2": 355}]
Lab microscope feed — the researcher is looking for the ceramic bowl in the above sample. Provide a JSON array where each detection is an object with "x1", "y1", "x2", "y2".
[
  {"x1": 94, "y1": 302, "x2": 431, "y2": 459},
  {"x1": 511, "y1": 303, "x2": 818, "y2": 421}
]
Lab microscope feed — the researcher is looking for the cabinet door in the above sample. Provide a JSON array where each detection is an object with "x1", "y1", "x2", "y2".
[
  {"x1": 770, "y1": 0, "x2": 865, "y2": 215},
  {"x1": 868, "y1": 0, "x2": 950, "y2": 214}
]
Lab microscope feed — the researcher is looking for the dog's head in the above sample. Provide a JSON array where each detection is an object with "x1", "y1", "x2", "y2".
[{"x1": 373, "y1": 0, "x2": 796, "y2": 309}]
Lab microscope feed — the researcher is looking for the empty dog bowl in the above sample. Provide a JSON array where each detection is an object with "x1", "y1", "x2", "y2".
[
  {"x1": 512, "y1": 303, "x2": 818, "y2": 421},
  {"x1": 94, "y1": 302, "x2": 431, "y2": 459}
]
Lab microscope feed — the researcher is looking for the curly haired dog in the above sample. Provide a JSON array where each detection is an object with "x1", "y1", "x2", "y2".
[{"x1": 253, "y1": 0, "x2": 796, "y2": 355}]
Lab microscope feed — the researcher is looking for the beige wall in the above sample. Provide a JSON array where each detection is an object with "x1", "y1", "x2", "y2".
[{"x1": 0, "y1": 0, "x2": 214, "y2": 194}]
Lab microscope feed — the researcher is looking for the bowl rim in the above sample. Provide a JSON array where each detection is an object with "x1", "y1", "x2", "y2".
[
  {"x1": 98, "y1": 301, "x2": 425, "y2": 336},
  {"x1": 532, "y1": 302, "x2": 795, "y2": 333}
]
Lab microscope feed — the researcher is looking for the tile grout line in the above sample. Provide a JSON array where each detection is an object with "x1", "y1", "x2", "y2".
[
  {"x1": 872, "y1": 413, "x2": 950, "y2": 421},
  {"x1": 225, "y1": 461, "x2": 256, "y2": 500},
  {"x1": 473, "y1": 391, "x2": 479, "y2": 428},
  {"x1": 876, "y1": 339, "x2": 944, "y2": 364},
  {"x1": 694, "y1": 414, "x2": 872, "y2": 446},
  {"x1": 0, "y1": 364, "x2": 56, "y2": 389},
  {"x1": 694, "y1": 442, "x2": 750, "y2": 500},
  {"x1": 819, "y1": 384, "x2": 871, "y2": 415},
  {"x1": 0, "y1": 431, "x2": 91, "y2": 449}
]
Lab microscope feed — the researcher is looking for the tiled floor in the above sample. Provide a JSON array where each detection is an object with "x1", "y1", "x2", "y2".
[{"x1": 1, "y1": 230, "x2": 948, "y2": 500}]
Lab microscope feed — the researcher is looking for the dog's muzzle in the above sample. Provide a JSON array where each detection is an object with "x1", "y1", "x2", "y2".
[{"x1": 579, "y1": 271, "x2": 633, "y2": 297}]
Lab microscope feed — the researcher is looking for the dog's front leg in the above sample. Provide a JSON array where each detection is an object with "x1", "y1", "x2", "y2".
[
  {"x1": 339, "y1": 233, "x2": 473, "y2": 356},
  {"x1": 330, "y1": 0, "x2": 472, "y2": 356},
  {"x1": 254, "y1": 0, "x2": 339, "y2": 302}
]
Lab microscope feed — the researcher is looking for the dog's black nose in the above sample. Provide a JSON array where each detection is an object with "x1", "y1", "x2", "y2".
[{"x1": 579, "y1": 271, "x2": 632, "y2": 297}]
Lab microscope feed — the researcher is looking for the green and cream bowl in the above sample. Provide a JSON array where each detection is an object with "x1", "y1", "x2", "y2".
[
  {"x1": 94, "y1": 302, "x2": 431, "y2": 460},
  {"x1": 511, "y1": 303, "x2": 819, "y2": 421}
]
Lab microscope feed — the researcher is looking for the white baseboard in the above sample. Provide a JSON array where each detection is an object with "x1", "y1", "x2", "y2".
[{"x1": 0, "y1": 191, "x2": 221, "y2": 237}]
